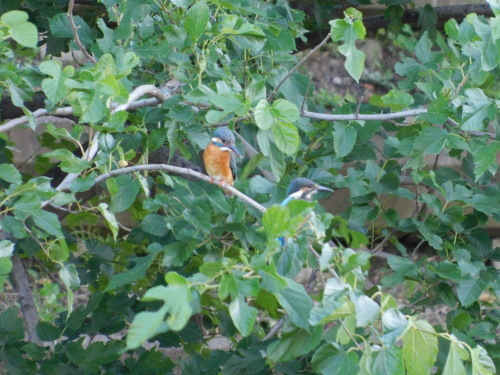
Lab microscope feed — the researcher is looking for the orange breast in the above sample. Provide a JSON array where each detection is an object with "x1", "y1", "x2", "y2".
[{"x1": 203, "y1": 143, "x2": 234, "y2": 185}]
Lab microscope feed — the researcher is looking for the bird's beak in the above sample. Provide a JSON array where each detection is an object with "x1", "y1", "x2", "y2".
[
  {"x1": 229, "y1": 144, "x2": 243, "y2": 158},
  {"x1": 316, "y1": 185, "x2": 334, "y2": 193}
]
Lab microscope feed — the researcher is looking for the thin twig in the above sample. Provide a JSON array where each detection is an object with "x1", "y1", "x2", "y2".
[
  {"x1": 67, "y1": 0, "x2": 96, "y2": 63},
  {"x1": 267, "y1": 33, "x2": 331, "y2": 101}
]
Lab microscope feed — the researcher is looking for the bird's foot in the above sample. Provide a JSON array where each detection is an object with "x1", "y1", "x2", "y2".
[{"x1": 218, "y1": 180, "x2": 227, "y2": 187}]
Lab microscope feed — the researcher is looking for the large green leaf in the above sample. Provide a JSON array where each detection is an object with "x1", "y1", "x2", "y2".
[
  {"x1": 263, "y1": 205, "x2": 290, "y2": 239},
  {"x1": 276, "y1": 278, "x2": 313, "y2": 329},
  {"x1": 474, "y1": 141, "x2": 500, "y2": 181},
  {"x1": 402, "y1": 319, "x2": 438, "y2": 375},
  {"x1": 0, "y1": 163, "x2": 21, "y2": 184},
  {"x1": 456, "y1": 273, "x2": 492, "y2": 307},
  {"x1": 312, "y1": 343, "x2": 360, "y2": 375},
  {"x1": 229, "y1": 296, "x2": 258, "y2": 337},
  {"x1": 40, "y1": 60, "x2": 74, "y2": 103},
  {"x1": 443, "y1": 339, "x2": 468, "y2": 375},
  {"x1": 272, "y1": 122, "x2": 299, "y2": 156},
  {"x1": 106, "y1": 174, "x2": 141, "y2": 213},
  {"x1": 372, "y1": 346, "x2": 404, "y2": 375},
  {"x1": 461, "y1": 89, "x2": 497, "y2": 131},
  {"x1": 267, "y1": 326, "x2": 322, "y2": 362},
  {"x1": 184, "y1": 0, "x2": 208, "y2": 42},
  {"x1": 333, "y1": 124, "x2": 357, "y2": 158}
]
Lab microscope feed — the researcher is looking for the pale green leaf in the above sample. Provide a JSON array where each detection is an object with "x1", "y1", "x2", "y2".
[
  {"x1": 272, "y1": 122, "x2": 299, "y2": 155},
  {"x1": 254, "y1": 99, "x2": 275, "y2": 130},
  {"x1": 474, "y1": 141, "x2": 500, "y2": 181},
  {"x1": 271, "y1": 99, "x2": 299, "y2": 123},
  {"x1": 0, "y1": 10, "x2": 38, "y2": 48},
  {"x1": 97, "y1": 203, "x2": 118, "y2": 241},
  {"x1": 402, "y1": 319, "x2": 438, "y2": 375},
  {"x1": 229, "y1": 296, "x2": 258, "y2": 337},
  {"x1": 0, "y1": 164, "x2": 21, "y2": 184}
]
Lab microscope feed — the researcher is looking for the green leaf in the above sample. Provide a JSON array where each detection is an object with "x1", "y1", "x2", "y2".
[
  {"x1": 469, "y1": 194, "x2": 500, "y2": 217},
  {"x1": 372, "y1": 346, "x2": 404, "y2": 375},
  {"x1": 352, "y1": 293, "x2": 380, "y2": 327},
  {"x1": 185, "y1": 0, "x2": 208, "y2": 42},
  {"x1": 329, "y1": 10, "x2": 366, "y2": 82},
  {"x1": 381, "y1": 90, "x2": 414, "y2": 111},
  {"x1": 276, "y1": 278, "x2": 313, "y2": 329},
  {"x1": 210, "y1": 92, "x2": 246, "y2": 115},
  {"x1": 229, "y1": 296, "x2": 258, "y2": 337},
  {"x1": 44, "y1": 149, "x2": 90, "y2": 173},
  {"x1": 0, "y1": 240, "x2": 14, "y2": 258},
  {"x1": 333, "y1": 124, "x2": 357, "y2": 158},
  {"x1": 419, "y1": 94, "x2": 452, "y2": 124},
  {"x1": 60, "y1": 263, "x2": 80, "y2": 290},
  {"x1": 126, "y1": 308, "x2": 168, "y2": 350},
  {"x1": 106, "y1": 174, "x2": 141, "y2": 213},
  {"x1": 262, "y1": 205, "x2": 290, "y2": 239},
  {"x1": 106, "y1": 253, "x2": 156, "y2": 291},
  {"x1": 0, "y1": 163, "x2": 21, "y2": 184},
  {"x1": 469, "y1": 14, "x2": 498, "y2": 71},
  {"x1": 271, "y1": 99, "x2": 299, "y2": 123},
  {"x1": 272, "y1": 122, "x2": 299, "y2": 155},
  {"x1": 461, "y1": 89, "x2": 497, "y2": 131},
  {"x1": 267, "y1": 326, "x2": 322, "y2": 363},
  {"x1": 312, "y1": 344, "x2": 360, "y2": 375},
  {"x1": 402, "y1": 319, "x2": 438, "y2": 375},
  {"x1": 413, "y1": 127, "x2": 448, "y2": 155},
  {"x1": 474, "y1": 141, "x2": 500, "y2": 181},
  {"x1": 456, "y1": 273, "x2": 492, "y2": 307},
  {"x1": 254, "y1": 99, "x2": 275, "y2": 130},
  {"x1": 49, "y1": 13, "x2": 96, "y2": 45},
  {"x1": 443, "y1": 339, "x2": 468, "y2": 375},
  {"x1": 470, "y1": 345, "x2": 496, "y2": 375},
  {"x1": 40, "y1": 60, "x2": 74, "y2": 103},
  {"x1": 0, "y1": 10, "x2": 38, "y2": 48},
  {"x1": 97, "y1": 203, "x2": 118, "y2": 241},
  {"x1": 36, "y1": 321, "x2": 61, "y2": 341}
]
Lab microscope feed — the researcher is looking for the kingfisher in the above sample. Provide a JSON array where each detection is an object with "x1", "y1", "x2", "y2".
[
  {"x1": 281, "y1": 177, "x2": 334, "y2": 206},
  {"x1": 279, "y1": 177, "x2": 334, "y2": 246},
  {"x1": 203, "y1": 127, "x2": 243, "y2": 189}
]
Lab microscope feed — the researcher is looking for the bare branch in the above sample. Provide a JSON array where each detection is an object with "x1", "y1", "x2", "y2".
[
  {"x1": 92, "y1": 164, "x2": 267, "y2": 213},
  {"x1": 267, "y1": 33, "x2": 331, "y2": 101},
  {"x1": 67, "y1": 0, "x2": 96, "y2": 64},
  {"x1": 11, "y1": 255, "x2": 42, "y2": 344}
]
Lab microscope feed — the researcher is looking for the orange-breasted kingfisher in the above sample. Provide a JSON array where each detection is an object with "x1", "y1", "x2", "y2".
[
  {"x1": 203, "y1": 127, "x2": 243, "y2": 188},
  {"x1": 279, "y1": 177, "x2": 334, "y2": 245}
]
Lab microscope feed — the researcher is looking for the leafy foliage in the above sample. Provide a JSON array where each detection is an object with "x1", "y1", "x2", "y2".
[{"x1": 0, "y1": 0, "x2": 499, "y2": 374}]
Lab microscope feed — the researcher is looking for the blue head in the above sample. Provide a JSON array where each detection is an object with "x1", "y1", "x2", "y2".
[
  {"x1": 284, "y1": 177, "x2": 333, "y2": 203},
  {"x1": 211, "y1": 127, "x2": 242, "y2": 158}
]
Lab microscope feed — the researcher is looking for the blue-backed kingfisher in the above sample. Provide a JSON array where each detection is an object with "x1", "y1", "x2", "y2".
[
  {"x1": 203, "y1": 127, "x2": 243, "y2": 188},
  {"x1": 279, "y1": 177, "x2": 334, "y2": 245}
]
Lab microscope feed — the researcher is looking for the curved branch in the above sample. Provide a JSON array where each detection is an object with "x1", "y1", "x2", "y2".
[{"x1": 92, "y1": 164, "x2": 267, "y2": 213}]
